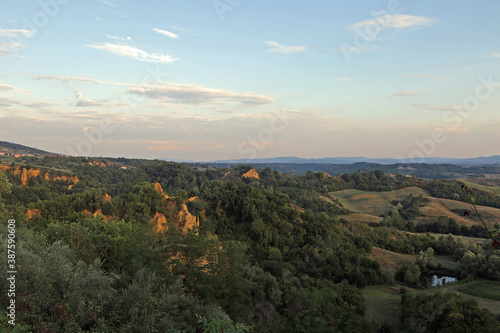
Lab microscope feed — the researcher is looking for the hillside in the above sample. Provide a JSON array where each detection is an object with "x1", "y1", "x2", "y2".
[
  {"x1": 330, "y1": 187, "x2": 500, "y2": 228},
  {"x1": 1, "y1": 156, "x2": 500, "y2": 331},
  {"x1": 415, "y1": 197, "x2": 500, "y2": 227},
  {"x1": 331, "y1": 187, "x2": 429, "y2": 216},
  {"x1": 0, "y1": 141, "x2": 58, "y2": 157},
  {"x1": 363, "y1": 281, "x2": 500, "y2": 330},
  {"x1": 208, "y1": 155, "x2": 500, "y2": 166},
  {"x1": 461, "y1": 178, "x2": 500, "y2": 196},
  {"x1": 207, "y1": 161, "x2": 500, "y2": 179}
]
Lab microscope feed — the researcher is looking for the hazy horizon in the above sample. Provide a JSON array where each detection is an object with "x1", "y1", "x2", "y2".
[
  {"x1": 1, "y1": 0, "x2": 499, "y2": 161},
  {"x1": 4, "y1": 140, "x2": 500, "y2": 163}
]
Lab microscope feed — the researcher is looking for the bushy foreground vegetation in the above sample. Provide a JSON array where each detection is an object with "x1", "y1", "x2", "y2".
[{"x1": 400, "y1": 292, "x2": 499, "y2": 333}]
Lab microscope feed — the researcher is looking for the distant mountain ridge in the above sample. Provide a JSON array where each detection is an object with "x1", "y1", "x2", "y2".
[
  {"x1": 204, "y1": 155, "x2": 500, "y2": 166},
  {"x1": 1, "y1": 140, "x2": 498, "y2": 165}
]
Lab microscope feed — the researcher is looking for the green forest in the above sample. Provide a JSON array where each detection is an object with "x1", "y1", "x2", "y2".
[{"x1": 1, "y1": 156, "x2": 500, "y2": 332}]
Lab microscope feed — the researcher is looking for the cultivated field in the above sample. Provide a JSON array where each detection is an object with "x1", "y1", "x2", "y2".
[
  {"x1": 369, "y1": 246, "x2": 461, "y2": 273},
  {"x1": 363, "y1": 280, "x2": 500, "y2": 329},
  {"x1": 368, "y1": 247, "x2": 415, "y2": 273},
  {"x1": 363, "y1": 285, "x2": 402, "y2": 328},
  {"x1": 331, "y1": 187, "x2": 500, "y2": 227},
  {"x1": 416, "y1": 197, "x2": 500, "y2": 227},
  {"x1": 460, "y1": 178, "x2": 500, "y2": 196},
  {"x1": 458, "y1": 280, "x2": 500, "y2": 301},
  {"x1": 330, "y1": 187, "x2": 428, "y2": 216},
  {"x1": 337, "y1": 213, "x2": 383, "y2": 223}
]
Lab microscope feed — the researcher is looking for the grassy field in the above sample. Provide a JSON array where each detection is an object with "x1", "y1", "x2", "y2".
[
  {"x1": 461, "y1": 179, "x2": 500, "y2": 196},
  {"x1": 417, "y1": 197, "x2": 500, "y2": 227},
  {"x1": 434, "y1": 255, "x2": 460, "y2": 270},
  {"x1": 337, "y1": 213, "x2": 383, "y2": 223},
  {"x1": 362, "y1": 286, "x2": 402, "y2": 328},
  {"x1": 414, "y1": 199, "x2": 474, "y2": 226},
  {"x1": 330, "y1": 186, "x2": 500, "y2": 227},
  {"x1": 331, "y1": 186, "x2": 500, "y2": 327},
  {"x1": 363, "y1": 280, "x2": 500, "y2": 328},
  {"x1": 457, "y1": 280, "x2": 500, "y2": 301},
  {"x1": 330, "y1": 187, "x2": 428, "y2": 216},
  {"x1": 368, "y1": 247, "x2": 416, "y2": 273},
  {"x1": 369, "y1": 247, "x2": 461, "y2": 273},
  {"x1": 418, "y1": 281, "x2": 500, "y2": 316},
  {"x1": 419, "y1": 232, "x2": 487, "y2": 245}
]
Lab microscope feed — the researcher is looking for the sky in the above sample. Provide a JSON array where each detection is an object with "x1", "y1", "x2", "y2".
[{"x1": 0, "y1": 0, "x2": 499, "y2": 161}]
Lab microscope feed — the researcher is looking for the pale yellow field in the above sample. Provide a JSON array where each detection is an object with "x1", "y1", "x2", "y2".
[
  {"x1": 331, "y1": 187, "x2": 500, "y2": 227},
  {"x1": 417, "y1": 197, "x2": 500, "y2": 227},
  {"x1": 338, "y1": 213, "x2": 383, "y2": 223},
  {"x1": 330, "y1": 187, "x2": 429, "y2": 216}
]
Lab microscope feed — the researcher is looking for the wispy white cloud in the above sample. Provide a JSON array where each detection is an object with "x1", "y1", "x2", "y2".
[
  {"x1": 86, "y1": 42, "x2": 178, "y2": 63},
  {"x1": 0, "y1": 97, "x2": 17, "y2": 108},
  {"x1": 334, "y1": 77, "x2": 349, "y2": 81},
  {"x1": 128, "y1": 83, "x2": 275, "y2": 106},
  {"x1": 73, "y1": 90, "x2": 130, "y2": 108},
  {"x1": 32, "y1": 74, "x2": 275, "y2": 107},
  {"x1": 106, "y1": 34, "x2": 133, "y2": 42},
  {"x1": 486, "y1": 53, "x2": 500, "y2": 59},
  {"x1": 97, "y1": 0, "x2": 114, "y2": 6},
  {"x1": 0, "y1": 95, "x2": 59, "y2": 111},
  {"x1": 33, "y1": 74, "x2": 117, "y2": 85},
  {"x1": 0, "y1": 42, "x2": 24, "y2": 57},
  {"x1": 349, "y1": 14, "x2": 436, "y2": 32},
  {"x1": 76, "y1": 99, "x2": 103, "y2": 107},
  {"x1": 0, "y1": 82, "x2": 30, "y2": 94},
  {"x1": 75, "y1": 90, "x2": 104, "y2": 107},
  {"x1": 153, "y1": 28, "x2": 179, "y2": 39},
  {"x1": 0, "y1": 29, "x2": 36, "y2": 38},
  {"x1": 116, "y1": 11, "x2": 128, "y2": 18},
  {"x1": 24, "y1": 101, "x2": 59, "y2": 109},
  {"x1": 0, "y1": 41, "x2": 24, "y2": 50},
  {"x1": 265, "y1": 40, "x2": 308, "y2": 54},
  {"x1": 0, "y1": 29, "x2": 36, "y2": 56},
  {"x1": 173, "y1": 25, "x2": 190, "y2": 32},
  {"x1": 391, "y1": 90, "x2": 418, "y2": 97}
]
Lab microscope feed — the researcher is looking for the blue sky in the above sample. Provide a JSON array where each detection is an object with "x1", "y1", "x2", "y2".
[{"x1": 0, "y1": 0, "x2": 499, "y2": 161}]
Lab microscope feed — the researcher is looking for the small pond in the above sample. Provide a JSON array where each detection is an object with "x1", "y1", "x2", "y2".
[
  {"x1": 431, "y1": 275, "x2": 457, "y2": 287},
  {"x1": 420, "y1": 274, "x2": 458, "y2": 288},
  {"x1": 423, "y1": 274, "x2": 458, "y2": 288}
]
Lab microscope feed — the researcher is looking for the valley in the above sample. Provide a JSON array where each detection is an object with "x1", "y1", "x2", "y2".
[{"x1": 0, "y1": 148, "x2": 500, "y2": 332}]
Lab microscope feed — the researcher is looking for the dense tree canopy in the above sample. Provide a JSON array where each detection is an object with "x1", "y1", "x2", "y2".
[{"x1": 0, "y1": 157, "x2": 498, "y2": 332}]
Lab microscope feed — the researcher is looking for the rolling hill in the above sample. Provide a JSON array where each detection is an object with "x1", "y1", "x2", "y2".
[
  {"x1": 331, "y1": 187, "x2": 500, "y2": 227},
  {"x1": 331, "y1": 187, "x2": 429, "y2": 217},
  {"x1": 207, "y1": 155, "x2": 500, "y2": 165},
  {"x1": 461, "y1": 178, "x2": 500, "y2": 196},
  {"x1": 0, "y1": 140, "x2": 57, "y2": 156}
]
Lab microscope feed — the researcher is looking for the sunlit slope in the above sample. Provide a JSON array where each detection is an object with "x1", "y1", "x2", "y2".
[
  {"x1": 416, "y1": 197, "x2": 500, "y2": 227},
  {"x1": 461, "y1": 179, "x2": 500, "y2": 196},
  {"x1": 331, "y1": 187, "x2": 500, "y2": 227},
  {"x1": 330, "y1": 187, "x2": 429, "y2": 216}
]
